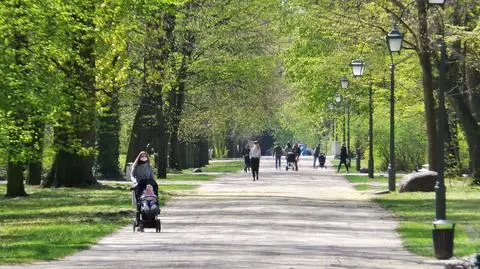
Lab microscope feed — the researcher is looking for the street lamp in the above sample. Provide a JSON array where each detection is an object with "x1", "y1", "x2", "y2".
[
  {"x1": 340, "y1": 76, "x2": 349, "y2": 89},
  {"x1": 351, "y1": 60, "x2": 374, "y2": 178},
  {"x1": 387, "y1": 27, "x2": 403, "y2": 53},
  {"x1": 427, "y1": 0, "x2": 454, "y2": 260},
  {"x1": 351, "y1": 60, "x2": 365, "y2": 77},
  {"x1": 428, "y1": 0, "x2": 445, "y2": 5},
  {"x1": 335, "y1": 94, "x2": 345, "y2": 145},
  {"x1": 428, "y1": 0, "x2": 447, "y2": 221},
  {"x1": 385, "y1": 26, "x2": 404, "y2": 192},
  {"x1": 340, "y1": 77, "x2": 351, "y2": 159}
]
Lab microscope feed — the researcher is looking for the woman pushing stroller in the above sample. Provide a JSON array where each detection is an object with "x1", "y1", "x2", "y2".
[{"x1": 131, "y1": 151, "x2": 159, "y2": 225}]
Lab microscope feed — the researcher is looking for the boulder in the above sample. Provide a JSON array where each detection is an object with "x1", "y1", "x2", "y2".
[
  {"x1": 359, "y1": 168, "x2": 369, "y2": 174},
  {"x1": 399, "y1": 171, "x2": 437, "y2": 192}
]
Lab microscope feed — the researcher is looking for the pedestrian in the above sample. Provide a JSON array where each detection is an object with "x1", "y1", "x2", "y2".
[
  {"x1": 131, "y1": 151, "x2": 158, "y2": 223},
  {"x1": 273, "y1": 143, "x2": 283, "y2": 170},
  {"x1": 243, "y1": 144, "x2": 251, "y2": 172},
  {"x1": 313, "y1": 144, "x2": 320, "y2": 168},
  {"x1": 292, "y1": 143, "x2": 301, "y2": 171},
  {"x1": 249, "y1": 141, "x2": 261, "y2": 181},
  {"x1": 318, "y1": 153, "x2": 326, "y2": 169},
  {"x1": 337, "y1": 143, "x2": 349, "y2": 172}
]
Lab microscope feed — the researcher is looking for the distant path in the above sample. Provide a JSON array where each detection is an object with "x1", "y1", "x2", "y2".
[{"x1": 1, "y1": 157, "x2": 446, "y2": 269}]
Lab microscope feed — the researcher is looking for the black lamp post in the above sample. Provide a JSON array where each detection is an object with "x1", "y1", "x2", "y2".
[
  {"x1": 335, "y1": 94, "x2": 345, "y2": 145},
  {"x1": 385, "y1": 26, "x2": 403, "y2": 192},
  {"x1": 351, "y1": 60, "x2": 374, "y2": 178},
  {"x1": 427, "y1": 0, "x2": 454, "y2": 260},
  {"x1": 428, "y1": 0, "x2": 447, "y2": 221},
  {"x1": 340, "y1": 77, "x2": 351, "y2": 159}
]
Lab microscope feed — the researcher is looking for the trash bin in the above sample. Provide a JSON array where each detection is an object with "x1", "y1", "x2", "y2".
[{"x1": 432, "y1": 220, "x2": 455, "y2": 259}]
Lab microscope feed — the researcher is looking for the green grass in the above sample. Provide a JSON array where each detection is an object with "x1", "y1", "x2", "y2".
[
  {"x1": 345, "y1": 175, "x2": 480, "y2": 257},
  {"x1": 181, "y1": 160, "x2": 244, "y2": 173},
  {"x1": 165, "y1": 173, "x2": 215, "y2": 181},
  {"x1": 0, "y1": 184, "x2": 133, "y2": 264},
  {"x1": 330, "y1": 159, "x2": 374, "y2": 172},
  {"x1": 0, "y1": 182, "x2": 201, "y2": 264},
  {"x1": 346, "y1": 175, "x2": 389, "y2": 190}
]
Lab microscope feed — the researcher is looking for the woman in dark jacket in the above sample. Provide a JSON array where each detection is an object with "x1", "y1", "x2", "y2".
[
  {"x1": 337, "y1": 144, "x2": 349, "y2": 172},
  {"x1": 131, "y1": 151, "x2": 158, "y2": 198}
]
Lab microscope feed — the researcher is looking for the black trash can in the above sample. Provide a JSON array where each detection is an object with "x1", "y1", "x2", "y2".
[{"x1": 432, "y1": 220, "x2": 455, "y2": 259}]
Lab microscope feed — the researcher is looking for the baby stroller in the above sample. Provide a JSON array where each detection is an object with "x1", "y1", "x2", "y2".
[
  {"x1": 318, "y1": 154, "x2": 326, "y2": 169},
  {"x1": 286, "y1": 152, "x2": 296, "y2": 171},
  {"x1": 132, "y1": 182, "x2": 161, "y2": 233}
]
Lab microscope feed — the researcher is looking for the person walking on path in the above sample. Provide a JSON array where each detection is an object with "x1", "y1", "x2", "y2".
[
  {"x1": 292, "y1": 143, "x2": 301, "y2": 171},
  {"x1": 273, "y1": 143, "x2": 283, "y2": 170},
  {"x1": 242, "y1": 144, "x2": 251, "y2": 172},
  {"x1": 313, "y1": 144, "x2": 320, "y2": 168},
  {"x1": 131, "y1": 151, "x2": 158, "y2": 223},
  {"x1": 337, "y1": 143, "x2": 349, "y2": 172},
  {"x1": 249, "y1": 141, "x2": 261, "y2": 180}
]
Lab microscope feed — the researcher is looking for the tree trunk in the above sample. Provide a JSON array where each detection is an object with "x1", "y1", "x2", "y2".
[
  {"x1": 50, "y1": 150, "x2": 97, "y2": 187},
  {"x1": 416, "y1": 0, "x2": 438, "y2": 172},
  {"x1": 42, "y1": 2, "x2": 98, "y2": 188},
  {"x1": 199, "y1": 138, "x2": 209, "y2": 167},
  {"x1": 6, "y1": 162, "x2": 27, "y2": 197},
  {"x1": 156, "y1": 102, "x2": 169, "y2": 178},
  {"x1": 27, "y1": 162, "x2": 42, "y2": 185},
  {"x1": 125, "y1": 97, "x2": 155, "y2": 166},
  {"x1": 96, "y1": 91, "x2": 121, "y2": 179},
  {"x1": 26, "y1": 118, "x2": 45, "y2": 185}
]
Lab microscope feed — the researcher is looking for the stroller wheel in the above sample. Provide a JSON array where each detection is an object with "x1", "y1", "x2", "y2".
[{"x1": 155, "y1": 219, "x2": 161, "y2": 233}]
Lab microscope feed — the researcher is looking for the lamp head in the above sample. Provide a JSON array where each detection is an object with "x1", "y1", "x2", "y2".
[
  {"x1": 387, "y1": 26, "x2": 403, "y2": 53},
  {"x1": 351, "y1": 60, "x2": 365, "y2": 77}
]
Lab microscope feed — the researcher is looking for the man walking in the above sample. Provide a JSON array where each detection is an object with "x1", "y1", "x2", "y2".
[
  {"x1": 337, "y1": 143, "x2": 349, "y2": 173},
  {"x1": 273, "y1": 144, "x2": 283, "y2": 170}
]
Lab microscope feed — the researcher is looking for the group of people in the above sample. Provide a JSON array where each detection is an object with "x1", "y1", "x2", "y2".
[{"x1": 273, "y1": 142, "x2": 302, "y2": 171}]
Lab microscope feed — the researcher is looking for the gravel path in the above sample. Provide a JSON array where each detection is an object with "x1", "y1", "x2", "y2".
[{"x1": 1, "y1": 157, "x2": 446, "y2": 269}]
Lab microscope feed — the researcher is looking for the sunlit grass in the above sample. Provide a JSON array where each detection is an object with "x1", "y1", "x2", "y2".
[
  {"x1": 0, "y1": 182, "x2": 198, "y2": 264},
  {"x1": 181, "y1": 160, "x2": 244, "y2": 173},
  {"x1": 165, "y1": 174, "x2": 215, "y2": 181},
  {"x1": 345, "y1": 175, "x2": 480, "y2": 257}
]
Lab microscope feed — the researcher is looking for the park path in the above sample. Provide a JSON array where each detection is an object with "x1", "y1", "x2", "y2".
[{"x1": 1, "y1": 157, "x2": 446, "y2": 269}]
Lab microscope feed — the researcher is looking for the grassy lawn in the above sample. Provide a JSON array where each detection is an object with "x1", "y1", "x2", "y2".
[
  {"x1": 330, "y1": 159, "x2": 370, "y2": 172},
  {"x1": 346, "y1": 175, "x2": 389, "y2": 191},
  {"x1": 165, "y1": 173, "x2": 215, "y2": 181},
  {"x1": 181, "y1": 160, "x2": 244, "y2": 173},
  {"x1": 0, "y1": 184, "x2": 133, "y2": 264},
  {"x1": 346, "y1": 175, "x2": 480, "y2": 258},
  {"x1": 0, "y1": 159, "x2": 243, "y2": 264}
]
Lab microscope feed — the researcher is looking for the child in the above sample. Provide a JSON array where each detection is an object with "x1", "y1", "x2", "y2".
[{"x1": 140, "y1": 184, "x2": 158, "y2": 211}]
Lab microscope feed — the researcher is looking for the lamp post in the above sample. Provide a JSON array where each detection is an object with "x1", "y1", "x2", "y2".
[
  {"x1": 351, "y1": 60, "x2": 374, "y2": 178},
  {"x1": 340, "y1": 77, "x2": 350, "y2": 156},
  {"x1": 385, "y1": 26, "x2": 403, "y2": 192},
  {"x1": 335, "y1": 94, "x2": 345, "y2": 145},
  {"x1": 428, "y1": 0, "x2": 447, "y2": 221}
]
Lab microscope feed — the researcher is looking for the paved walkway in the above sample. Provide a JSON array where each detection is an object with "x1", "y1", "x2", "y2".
[{"x1": 1, "y1": 157, "x2": 446, "y2": 269}]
